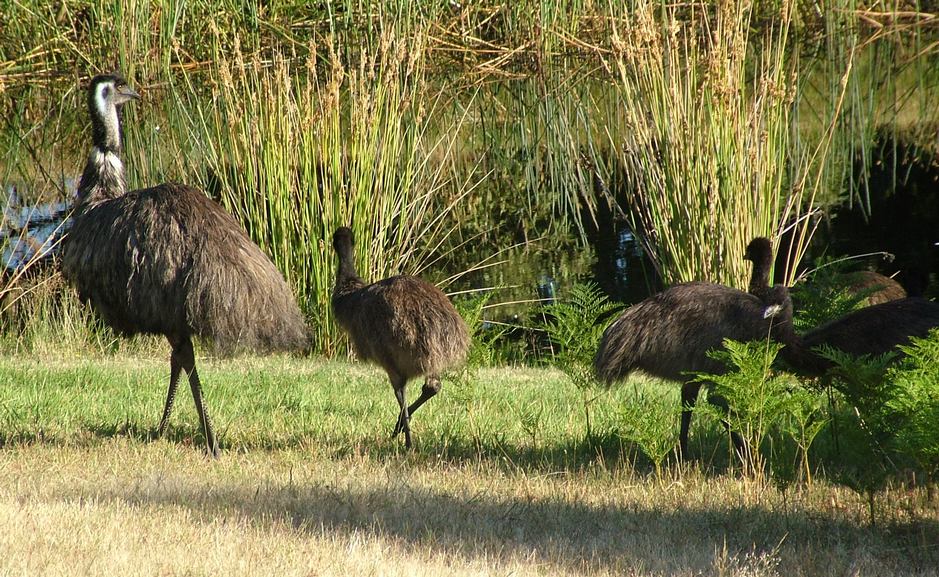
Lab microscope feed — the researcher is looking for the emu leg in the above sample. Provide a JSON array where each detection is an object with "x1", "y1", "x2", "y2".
[
  {"x1": 391, "y1": 376, "x2": 412, "y2": 449},
  {"x1": 679, "y1": 382, "x2": 702, "y2": 460},
  {"x1": 393, "y1": 376, "x2": 441, "y2": 438},
  {"x1": 157, "y1": 337, "x2": 184, "y2": 438},
  {"x1": 177, "y1": 337, "x2": 219, "y2": 458},
  {"x1": 706, "y1": 392, "x2": 750, "y2": 463}
]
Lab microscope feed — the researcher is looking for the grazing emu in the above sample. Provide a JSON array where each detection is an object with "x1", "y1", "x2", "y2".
[
  {"x1": 742, "y1": 238, "x2": 939, "y2": 375},
  {"x1": 593, "y1": 244, "x2": 790, "y2": 458},
  {"x1": 61, "y1": 74, "x2": 309, "y2": 456},
  {"x1": 775, "y1": 296, "x2": 939, "y2": 375},
  {"x1": 331, "y1": 226, "x2": 469, "y2": 448},
  {"x1": 842, "y1": 270, "x2": 907, "y2": 305}
]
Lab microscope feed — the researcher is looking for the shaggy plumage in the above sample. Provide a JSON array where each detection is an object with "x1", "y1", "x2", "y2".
[
  {"x1": 842, "y1": 270, "x2": 907, "y2": 305},
  {"x1": 331, "y1": 227, "x2": 469, "y2": 448},
  {"x1": 594, "y1": 273, "x2": 790, "y2": 458},
  {"x1": 777, "y1": 297, "x2": 939, "y2": 375},
  {"x1": 61, "y1": 74, "x2": 308, "y2": 456}
]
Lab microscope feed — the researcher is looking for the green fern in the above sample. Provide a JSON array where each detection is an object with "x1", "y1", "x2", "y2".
[
  {"x1": 791, "y1": 259, "x2": 885, "y2": 332},
  {"x1": 696, "y1": 339, "x2": 817, "y2": 477},
  {"x1": 540, "y1": 282, "x2": 624, "y2": 440},
  {"x1": 541, "y1": 282, "x2": 624, "y2": 389},
  {"x1": 885, "y1": 329, "x2": 939, "y2": 479}
]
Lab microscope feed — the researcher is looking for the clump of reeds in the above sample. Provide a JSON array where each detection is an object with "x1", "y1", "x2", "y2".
[
  {"x1": 594, "y1": 1, "x2": 854, "y2": 288},
  {"x1": 158, "y1": 20, "x2": 474, "y2": 354}
]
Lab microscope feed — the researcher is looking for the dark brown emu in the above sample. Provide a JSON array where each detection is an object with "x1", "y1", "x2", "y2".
[
  {"x1": 742, "y1": 238, "x2": 939, "y2": 375},
  {"x1": 331, "y1": 227, "x2": 469, "y2": 448},
  {"x1": 61, "y1": 74, "x2": 308, "y2": 456},
  {"x1": 593, "y1": 244, "x2": 790, "y2": 459},
  {"x1": 775, "y1": 296, "x2": 939, "y2": 376}
]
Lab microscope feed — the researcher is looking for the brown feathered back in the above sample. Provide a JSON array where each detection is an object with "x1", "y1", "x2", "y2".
[
  {"x1": 333, "y1": 275, "x2": 469, "y2": 378},
  {"x1": 842, "y1": 270, "x2": 907, "y2": 305},
  {"x1": 594, "y1": 282, "x2": 785, "y2": 384},
  {"x1": 62, "y1": 182, "x2": 309, "y2": 355},
  {"x1": 331, "y1": 227, "x2": 469, "y2": 379}
]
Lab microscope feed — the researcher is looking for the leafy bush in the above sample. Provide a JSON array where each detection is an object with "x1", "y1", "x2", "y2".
[
  {"x1": 541, "y1": 282, "x2": 624, "y2": 437},
  {"x1": 696, "y1": 339, "x2": 827, "y2": 478},
  {"x1": 820, "y1": 329, "x2": 939, "y2": 495},
  {"x1": 618, "y1": 387, "x2": 681, "y2": 476},
  {"x1": 541, "y1": 282, "x2": 623, "y2": 390}
]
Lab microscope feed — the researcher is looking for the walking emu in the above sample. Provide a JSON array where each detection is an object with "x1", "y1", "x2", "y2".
[
  {"x1": 331, "y1": 227, "x2": 469, "y2": 448},
  {"x1": 594, "y1": 240, "x2": 790, "y2": 458},
  {"x1": 61, "y1": 74, "x2": 309, "y2": 456}
]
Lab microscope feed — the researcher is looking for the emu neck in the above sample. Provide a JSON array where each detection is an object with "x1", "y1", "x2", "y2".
[
  {"x1": 748, "y1": 253, "x2": 773, "y2": 297},
  {"x1": 76, "y1": 102, "x2": 127, "y2": 207},
  {"x1": 75, "y1": 147, "x2": 126, "y2": 207},
  {"x1": 334, "y1": 243, "x2": 366, "y2": 297},
  {"x1": 769, "y1": 316, "x2": 828, "y2": 376}
]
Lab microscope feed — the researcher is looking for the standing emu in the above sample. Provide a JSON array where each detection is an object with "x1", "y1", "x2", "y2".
[
  {"x1": 593, "y1": 240, "x2": 790, "y2": 459},
  {"x1": 61, "y1": 74, "x2": 309, "y2": 456},
  {"x1": 331, "y1": 226, "x2": 469, "y2": 448}
]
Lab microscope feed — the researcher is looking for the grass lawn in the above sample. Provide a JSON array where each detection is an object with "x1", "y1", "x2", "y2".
[{"x1": 0, "y1": 354, "x2": 936, "y2": 576}]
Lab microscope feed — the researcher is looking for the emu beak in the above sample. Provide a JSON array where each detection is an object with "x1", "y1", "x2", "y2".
[
  {"x1": 763, "y1": 304, "x2": 782, "y2": 319},
  {"x1": 115, "y1": 84, "x2": 140, "y2": 104}
]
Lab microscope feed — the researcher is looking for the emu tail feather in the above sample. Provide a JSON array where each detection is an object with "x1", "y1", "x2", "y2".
[{"x1": 593, "y1": 315, "x2": 639, "y2": 385}]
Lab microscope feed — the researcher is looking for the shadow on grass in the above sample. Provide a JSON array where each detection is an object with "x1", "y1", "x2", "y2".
[
  {"x1": 0, "y1": 414, "x2": 779, "y2": 480},
  {"x1": 49, "y1": 465, "x2": 939, "y2": 576}
]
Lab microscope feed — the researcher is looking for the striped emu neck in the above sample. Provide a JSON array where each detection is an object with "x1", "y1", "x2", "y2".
[
  {"x1": 75, "y1": 75, "x2": 134, "y2": 207},
  {"x1": 75, "y1": 146, "x2": 127, "y2": 207}
]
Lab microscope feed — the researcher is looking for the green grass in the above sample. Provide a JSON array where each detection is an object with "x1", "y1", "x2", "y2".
[
  {"x1": 0, "y1": 354, "x2": 937, "y2": 576},
  {"x1": 0, "y1": 354, "x2": 658, "y2": 466}
]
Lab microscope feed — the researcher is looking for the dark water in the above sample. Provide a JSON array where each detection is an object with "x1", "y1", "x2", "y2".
[{"x1": 820, "y1": 129, "x2": 939, "y2": 298}]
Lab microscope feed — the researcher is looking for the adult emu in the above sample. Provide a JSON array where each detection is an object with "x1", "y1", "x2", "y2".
[
  {"x1": 593, "y1": 241, "x2": 790, "y2": 459},
  {"x1": 774, "y1": 296, "x2": 939, "y2": 375},
  {"x1": 742, "y1": 238, "x2": 939, "y2": 375},
  {"x1": 331, "y1": 226, "x2": 469, "y2": 448},
  {"x1": 61, "y1": 74, "x2": 309, "y2": 456}
]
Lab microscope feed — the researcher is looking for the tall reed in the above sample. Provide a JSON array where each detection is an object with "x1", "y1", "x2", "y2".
[
  {"x1": 151, "y1": 23, "x2": 474, "y2": 354},
  {"x1": 594, "y1": 1, "x2": 853, "y2": 288}
]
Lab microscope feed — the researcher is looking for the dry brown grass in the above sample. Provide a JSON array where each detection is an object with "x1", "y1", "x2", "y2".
[{"x1": 1, "y1": 439, "x2": 937, "y2": 576}]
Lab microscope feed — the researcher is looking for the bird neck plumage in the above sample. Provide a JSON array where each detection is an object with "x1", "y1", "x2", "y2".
[
  {"x1": 75, "y1": 95, "x2": 127, "y2": 208},
  {"x1": 334, "y1": 246, "x2": 366, "y2": 296},
  {"x1": 75, "y1": 146, "x2": 127, "y2": 207},
  {"x1": 748, "y1": 255, "x2": 772, "y2": 297}
]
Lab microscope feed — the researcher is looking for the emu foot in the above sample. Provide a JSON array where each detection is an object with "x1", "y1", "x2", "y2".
[{"x1": 391, "y1": 415, "x2": 413, "y2": 448}]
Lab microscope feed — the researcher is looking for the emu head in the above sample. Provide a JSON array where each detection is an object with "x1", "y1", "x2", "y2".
[
  {"x1": 744, "y1": 237, "x2": 772, "y2": 265},
  {"x1": 333, "y1": 227, "x2": 354, "y2": 253},
  {"x1": 87, "y1": 74, "x2": 139, "y2": 152}
]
